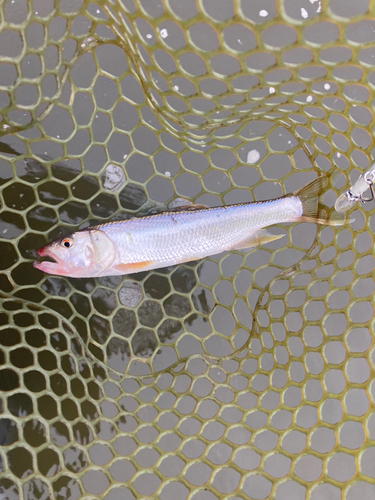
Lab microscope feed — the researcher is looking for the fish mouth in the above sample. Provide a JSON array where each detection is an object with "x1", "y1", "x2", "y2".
[{"x1": 33, "y1": 246, "x2": 67, "y2": 275}]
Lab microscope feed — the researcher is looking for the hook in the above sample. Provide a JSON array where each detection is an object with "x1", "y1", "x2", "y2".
[
  {"x1": 360, "y1": 170, "x2": 375, "y2": 202},
  {"x1": 335, "y1": 164, "x2": 375, "y2": 212}
]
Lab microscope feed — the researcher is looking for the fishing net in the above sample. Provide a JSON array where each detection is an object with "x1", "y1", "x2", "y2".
[{"x1": 1, "y1": 0, "x2": 375, "y2": 498}]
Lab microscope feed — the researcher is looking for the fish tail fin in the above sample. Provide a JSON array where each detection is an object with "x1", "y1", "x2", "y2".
[{"x1": 291, "y1": 176, "x2": 344, "y2": 226}]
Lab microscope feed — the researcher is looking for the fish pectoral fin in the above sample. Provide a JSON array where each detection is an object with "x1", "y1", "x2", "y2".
[
  {"x1": 230, "y1": 230, "x2": 285, "y2": 250},
  {"x1": 114, "y1": 260, "x2": 155, "y2": 273}
]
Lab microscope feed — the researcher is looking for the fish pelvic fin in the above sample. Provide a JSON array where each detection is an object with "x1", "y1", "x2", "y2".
[
  {"x1": 230, "y1": 230, "x2": 285, "y2": 250},
  {"x1": 291, "y1": 176, "x2": 345, "y2": 226}
]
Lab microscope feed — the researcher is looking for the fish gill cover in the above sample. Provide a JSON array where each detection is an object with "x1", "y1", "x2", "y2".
[{"x1": 0, "y1": 0, "x2": 374, "y2": 499}]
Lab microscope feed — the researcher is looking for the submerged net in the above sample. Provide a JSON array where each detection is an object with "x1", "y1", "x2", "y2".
[{"x1": 0, "y1": 0, "x2": 375, "y2": 498}]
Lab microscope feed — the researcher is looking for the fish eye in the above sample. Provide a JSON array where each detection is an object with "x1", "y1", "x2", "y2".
[{"x1": 61, "y1": 237, "x2": 73, "y2": 249}]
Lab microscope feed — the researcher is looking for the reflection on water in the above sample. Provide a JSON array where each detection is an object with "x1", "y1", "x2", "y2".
[
  {"x1": 38, "y1": 180, "x2": 69, "y2": 205},
  {"x1": 131, "y1": 328, "x2": 157, "y2": 358},
  {"x1": 192, "y1": 286, "x2": 215, "y2": 314},
  {"x1": 71, "y1": 175, "x2": 99, "y2": 200},
  {"x1": 3, "y1": 182, "x2": 35, "y2": 210},
  {"x1": 15, "y1": 158, "x2": 47, "y2": 183},
  {"x1": 157, "y1": 318, "x2": 183, "y2": 343},
  {"x1": 89, "y1": 314, "x2": 111, "y2": 344},
  {"x1": 0, "y1": 418, "x2": 18, "y2": 446},
  {"x1": 171, "y1": 265, "x2": 196, "y2": 293},
  {"x1": 64, "y1": 446, "x2": 88, "y2": 473},
  {"x1": 163, "y1": 293, "x2": 191, "y2": 318},
  {"x1": 7, "y1": 446, "x2": 33, "y2": 479},
  {"x1": 144, "y1": 274, "x2": 170, "y2": 299},
  {"x1": 138, "y1": 300, "x2": 163, "y2": 328},
  {"x1": 106, "y1": 336, "x2": 130, "y2": 372},
  {"x1": 112, "y1": 308, "x2": 136, "y2": 337},
  {"x1": 185, "y1": 313, "x2": 211, "y2": 338},
  {"x1": 0, "y1": 211, "x2": 25, "y2": 239},
  {"x1": 92, "y1": 288, "x2": 116, "y2": 316}
]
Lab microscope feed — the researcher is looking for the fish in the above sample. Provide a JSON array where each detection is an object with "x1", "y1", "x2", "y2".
[{"x1": 34, "y1": 176, "x2": 332, "y2": 278}]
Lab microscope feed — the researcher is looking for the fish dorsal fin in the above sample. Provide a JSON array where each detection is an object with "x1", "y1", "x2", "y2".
[
  {"x1": 230, "y1": 229, "x2": 285, "y2": 251},
  {"x1": 139, "y1": 201, "x2": 168, "y2": 216},
  {"x1": 168, "y1": 198, "x2": 207, "y2": 212},
  {"x1": 169, "y1": 197, "x2": 193, "y2": 209},
  {"x1": 169, "y1": 204, "x2": 208, "y2": 212},
  {"x1": 138, "y1": 199, "x2": 208, "y2": 217}
]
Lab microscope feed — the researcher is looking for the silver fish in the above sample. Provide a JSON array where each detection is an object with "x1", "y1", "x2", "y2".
[{"x1": 34, "y1": 177, "x2": 329, "y2": 278}]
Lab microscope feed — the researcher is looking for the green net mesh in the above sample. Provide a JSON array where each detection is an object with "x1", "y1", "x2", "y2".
[{"x1": 1, "y1": 0, "x2": 375, "y2": 498}]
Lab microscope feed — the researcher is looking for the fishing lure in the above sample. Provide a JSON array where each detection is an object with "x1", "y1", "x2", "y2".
[{"x1": 335, "y1": 164, "x2": 375, "y2": 212}]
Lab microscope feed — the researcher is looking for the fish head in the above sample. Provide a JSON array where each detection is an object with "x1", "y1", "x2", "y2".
[{"x1": 33, "y1": 229, "x2": 116, "y2": 277}]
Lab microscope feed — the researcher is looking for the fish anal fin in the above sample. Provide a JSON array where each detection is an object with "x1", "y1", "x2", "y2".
[
  {"x1": 299, "y1": 214, "x2": 346, "y2": 227},
  {"x1": 230, "y1": 230, "x2": 285, "y2": 250},
  {"x1": 114, "y1": 260, "x2": 154, "y2": 273}
]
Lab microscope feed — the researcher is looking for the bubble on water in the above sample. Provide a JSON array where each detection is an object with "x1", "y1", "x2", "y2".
[
  {"x1": 259, "y1": 10, "x2": 268, "y2": 17},
  {"x1": 146, "y1": 34, "x2": 152, "y2": 39},
  {"x1": 160, "y1": 28, "x2": 168, "y2": 39},
  {"x1": 165, "y1": 171, "x2": 171, "y2": 177},
  {"x1": 173, "y1": 85, "x2": 179, "y2": 91},
  {"x1": 119, "y1": 282, "x2": 143, "y2": 307},
  {"x1": 102, "y1": 164, "x2": 126, "y2": 191},
  {"x1": 247, "y1": 149, "x2": 261, "y2": 164},
  {"x1": 336, "y1": 152, "x2": 341, "y2": 158},
  {"x1": 306, "y1": 95, "x2": 313, "y2": 103},
  {"x1": 269, "y1": 87, "x2": 275, "y2": 94},
  {"x1": 301, "y1": 7, "x2": 308, "y2": 18},
  {"x1": 324, "y1": 83, "x2": 331, "y2": 90}
]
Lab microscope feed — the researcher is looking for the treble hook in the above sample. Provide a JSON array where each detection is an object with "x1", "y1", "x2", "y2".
[
  {"x1": 335, "y1": 164, "x2": 375, "y2": 212},
  {"x1": 360, "y1": 170, "x2": 375, "y2": 202}
]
